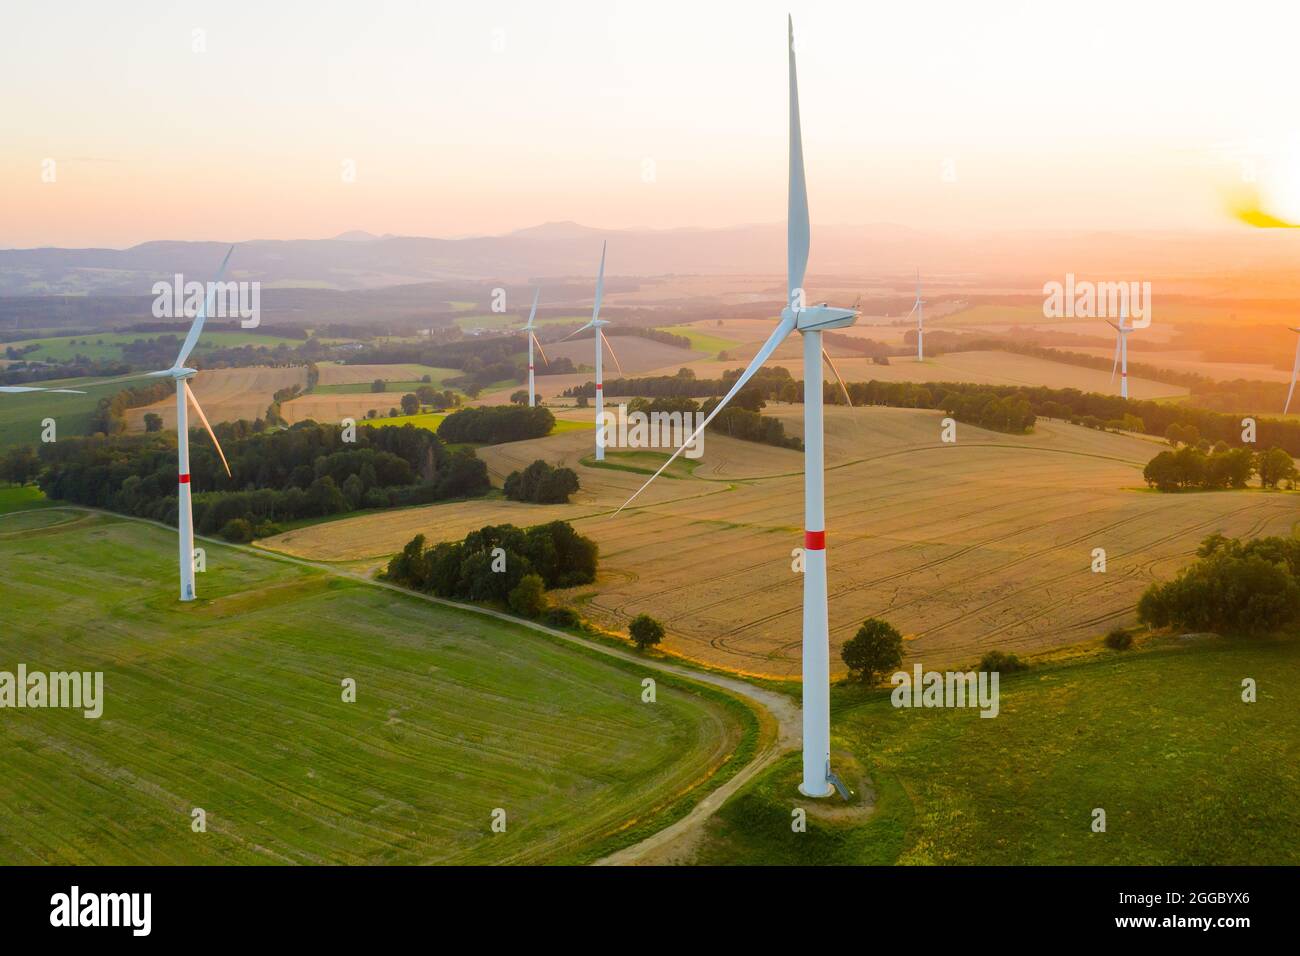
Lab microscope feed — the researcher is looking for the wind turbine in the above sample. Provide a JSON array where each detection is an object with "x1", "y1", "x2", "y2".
[
  {"x1": 1107, "y1": 302, "x2": 1134, "y2": 399},
  {"x1": 564, "y1": 241, "x2": 623, "y2": 460},
  {"x1": 0, "y1": 385, "x2": 86, "y2": 394},
  {"x1": 614, "y1": 16, "x2": 859, "y2": 798},
  {"x1": 905, "y1": 271, "x2": 925, "y2": 361},
  {"x1": 1284, "y1": 326, "x2": 1300, "y2": 414},
  {"x1": 521, "y1": 288, "x2": 549, "y2": 407}
]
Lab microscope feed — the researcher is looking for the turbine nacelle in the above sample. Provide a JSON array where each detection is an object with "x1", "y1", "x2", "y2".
[{"x1": 785, "y1": 304, "x2": 859, "y2": 332}]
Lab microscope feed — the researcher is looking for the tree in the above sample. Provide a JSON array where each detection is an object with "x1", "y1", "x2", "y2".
[
  {"x1": 840, "y1": 618, "x2": 903, "y2": 684},
  {"x1": 371, "y1": 379, "x2": 387, "y2": 393},
  {"x1": 1257, "y1": 447, "x2": 1298, "y2": 488},
  {"x1": 508, "y1": 573, "x2": 548, "y2": 618},
  {"x1": 510, "y1": 390, "x2": 529, "y2": 405},
  {"x1": 0, "y1": 446, "x2": 40, "y2": 485},
  {"x1": 400, "y1": 393, "x2": 420, "y2": 415},
  {"x1": 629, "y1": 614, "x2": 665, "y2": 650},
  {"x1": 143, "y1": 412, "x2": 163, "y2": 433}
]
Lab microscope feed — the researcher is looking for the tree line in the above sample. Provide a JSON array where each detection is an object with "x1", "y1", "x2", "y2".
[{"x1": 1142, "y1": 445, "x2": 1295, "y2": 491}]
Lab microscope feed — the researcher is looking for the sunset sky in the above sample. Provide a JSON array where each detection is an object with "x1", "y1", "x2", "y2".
[{"x1": 4, "y1": 0, "x2": 1300, "y2": 247}]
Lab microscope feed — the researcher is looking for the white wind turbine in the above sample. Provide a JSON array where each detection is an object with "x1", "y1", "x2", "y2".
[
  {"x1": 564, "y1": 241, "x2": 623, "y2": 461},
  {"x1": 1284, "y1": 326, "x2": 1300, "y2": 415},
  {"x1": 1107, "y1": 302, "x2": 1134, "y2": 399},
  {"x1": 615, "y1": 16, "x2": 859, "y2": 798},
  {"x1": 905, "y1": 271, "x2": 925, "y2": 361},
  {"x1": 138, "y1": 248, "x2": 235, "y2": 600},
  {"x1": 521, "y1": 287, "x2": 549, "y2": 407}
]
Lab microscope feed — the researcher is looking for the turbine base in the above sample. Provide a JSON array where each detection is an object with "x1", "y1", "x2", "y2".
[{"x1": 798, "y1": 781, "x2": 835, "y2": 799}]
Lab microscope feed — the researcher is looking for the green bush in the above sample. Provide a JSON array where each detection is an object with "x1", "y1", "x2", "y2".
[
  {"x1": 542, "y1": 607, "x2": 581, "y2": 629},
  {"x1": 1104, "y1": 628, "x2": 1134, "y2": 651},
  {"x1": 629, "y1": 614, "x2": 665, "y2": 650},
  {"x1": 219, "y1": 518, "x2": 254, "y2": 543},
  {"x1": 977, "y1": 650, "x2": 1029, "y2": 673},
  {"x1": 840, "y1": 618, "x2": 904, "y2": 684}
]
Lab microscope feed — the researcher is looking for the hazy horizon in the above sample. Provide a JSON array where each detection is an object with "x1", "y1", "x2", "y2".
[{"x1": 7, "y1": 0, "x2": 1300, "y2": 248}]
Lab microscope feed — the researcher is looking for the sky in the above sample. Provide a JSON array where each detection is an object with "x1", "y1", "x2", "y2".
[{"x1": 4, "y1": 0, "x2": 1300, "y2": 248}]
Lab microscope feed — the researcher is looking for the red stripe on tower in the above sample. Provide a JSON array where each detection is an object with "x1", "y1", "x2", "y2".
[
  {"x1": 595, "y1": 383, "x2": 603, "y2": 390},
  {"x1": 804, "y1": 530, "x2": 825, "y2": 551},
  {"x1": 178, "y1": 474, "x2": 191, "y2": 484}
]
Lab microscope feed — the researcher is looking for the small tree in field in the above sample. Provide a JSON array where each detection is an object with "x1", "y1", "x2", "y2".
[
  {"x1": 510, "y1": 390, "x2": 529, "y2": 405},
  {"x1": 841, "y1": 618, "x2": 903, "y2": 684},
  {"x1": 629, "y1": 614, "x2": 664, "y2": 651},
  {"x1": 143, "y1": 412, "x2": 163, "y2": 433},
  {"x1": 508, "y1": 573, "x2": 548, "y2": 618}
]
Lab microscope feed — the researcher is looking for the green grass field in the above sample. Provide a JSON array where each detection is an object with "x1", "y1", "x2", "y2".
[
  {"x1": 0, "y1": 385, "x2": 104, "y2": 451},
  {"x1": 363, "y1": 412, "x2": 591, "y2": 436},
  {"x1": 4, "y1": 331, "x2": 302, "y2": 363},
  {"x1": 579, "y1": 450, "x2": 700, "y2": 479},
  {"x1": 655, "y1": 327, "x2": 739, "y2": 357},
  {"x1": 0, "y1": 511, "x2": 753, "y2": 864},
  {"x1": 694, "y1": 636, "x2": 1300, "y2": 865},
  {"x1": 313, "y1": 366, "x2": 461, "y2": 395}
]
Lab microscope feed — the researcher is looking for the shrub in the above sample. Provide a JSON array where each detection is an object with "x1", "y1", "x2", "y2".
[
  {"x1": 629, "y1": 614, "x2": 665, "y2": 650},
  {"x1": 840, "y1": 618, "x2": 904, "y2": 684},
  {"x1": 504, "y1": 459, "x2": 580, "y2": 503},
  {"x1": 1104, "y1": 628, "x2": 1134, "y2": 651},
  {"x1": 508, "y1": 573, "x2": 548, "y2": 618},
  {"x1": 977, "y1": 650, "x2": 1029, "y2": 673},
  {"x1": 1138, "y1": 544, "x2": 1300, "y2": 636},
  {"x1": 219, "y1": 518, "x2": 254, "y2": 543},
  {"x1": 542, "y1": 606, "x2": 581, "y2": 629}
]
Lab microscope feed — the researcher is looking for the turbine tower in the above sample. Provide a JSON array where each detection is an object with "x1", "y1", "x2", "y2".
[
  {"x1": 1284, "y1": 326, "x2": 1300, "y2": 415},
  {"x1": 564, "y1": 242, "x2": 622, "y2": 460},
  {"x1": 906, "y1": 271, "x2": 925, "y2": 361},
  {"x1": 1108, "y1": 303, "x2": 1133, "y2": 399},
  {"x1": 615, "y1": 16, "x2": 859, "y2": 798},
  {"x1": 521, "y1": 288, "x2": 549, "y2": 407}
]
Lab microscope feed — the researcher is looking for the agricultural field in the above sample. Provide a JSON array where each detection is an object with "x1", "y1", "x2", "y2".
[
  {"x1": 537, "y1": 336, "x2": 702, "y2": 375},
  {"x1": 2, "y1": 330, "x2": 303, "y2": 364},
  {"x1": 690, "y1": 633, "x2": 1300, "y2": 865},
  {"x1": 0, "y1": 383, "x2": 104, "y2": 450},
  {"x1": 0, "y1": 511, "x2": 752, "y2": 864},
  {"x1": 123, "y1": 366, "x2": 307, "y2": 430},
  {"x1": 263, "y1": 406, "x2": 1297, "y2": 678}
]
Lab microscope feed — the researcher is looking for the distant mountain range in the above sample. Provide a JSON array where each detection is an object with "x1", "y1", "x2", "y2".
[{"x1": 4, "y1": 221, "x2": 1300, "y2": 297}]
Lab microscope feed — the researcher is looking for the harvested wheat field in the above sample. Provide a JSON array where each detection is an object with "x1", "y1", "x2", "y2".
[
  {"x1": 124, "y1": 366, "x2": 307, "y2": 430},
  {"x1": 279, "y1": 392, "x2": 404, "y2": 425},
  {"x1": 261, "y1": 405, "x2": 1297, "y2": 678},
  {"x1": 687, "y1": 349, "x2": 1188, "y2": 400}
]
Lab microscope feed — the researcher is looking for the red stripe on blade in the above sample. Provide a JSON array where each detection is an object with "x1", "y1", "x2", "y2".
[{"x1": 804, "y1": 530, "x2": 825, "y2": 550}]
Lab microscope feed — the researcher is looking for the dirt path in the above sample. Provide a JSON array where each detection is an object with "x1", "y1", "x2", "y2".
[{"x1": 14, "y1": 506, "x2": 799, "y2": 866}]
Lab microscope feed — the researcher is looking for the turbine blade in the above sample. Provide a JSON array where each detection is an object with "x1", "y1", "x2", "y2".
[
  {"x1": 1285, "y1": 337, "x2": 1300, "y2": 415},
  {"x1": 532, "y1": 332, "x2": 549, "y2": 366},
  {"x1": 613, "y1": 314, "x2": 797, "y2": 516},
  {"x1": 600, "y1": 329, "x2": 624, "y2": 375},
  {"x1": 787, "y1": 16, "x2": 810, "y2": 308},
  {"x1": 0, "y1": 385, "x2": 86, "y2": 394},
  {"x1": 174, "y1": 245, "x2": 234, "y2": 369},
  {"x1": 525, "y1": 287, "x2": 540, "y2": 330},
  {"x1": 1111, "y1": 333, "x2": 1121, "y2": 383},
  {"x1": 822, "y1": 347, "x2": 852, "y2": 407},
  {"x1": 592, "y1": 241, "x2": 606, "y2": 323},
  {"x1": 184, "y1": 381, "x2": 231, "y2": 478},
  {"x1": 560, "y1": 319, "x2": 595, "y2": 342}
]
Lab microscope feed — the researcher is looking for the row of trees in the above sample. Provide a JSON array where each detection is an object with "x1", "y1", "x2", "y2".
[
  {"x1": 29, "y1": 422, "x2": 490, "y2": 539},
  {"x1": 1142, "y1": 445, "x2": 1295, "y2": 491},
  {"x1": 1138, "y1": 534, "x2": 1300, "y2": 635},
  {"x1": 436, "y1": 405, "x2": 555, "y2": 444},
  {"x1": 383, "y1": 522, "x2": 598, "y2": 604}
]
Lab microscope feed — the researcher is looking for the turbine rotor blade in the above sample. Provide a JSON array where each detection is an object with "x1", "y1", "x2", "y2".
[
  {"x1": 184, "y1": 381, "x2": 231, "y2": 478},
  {"x1": 592, "y1": 241, "x2": 606, "y2": 323},
  {"x1": 560, "y1": 320, "x2": 595, "y2": 342},
  {"x1": 525, "y1": 287, "x2": 540, "y2": 330},
  {"x1": 532, "y1": 332, "x2": 549, "y2": 366},
  {"x1": 613, "y1": 314, "x2": 797, "y2": 517},
  {"x1": 787, "y1": 16, "x2": 810, "y2": 308},
  {"x1": 1111, "y1": 333, "x2": 1121, "y2": 382},
  {"x1": 174, "y1": 245, "x2": 235, "y2": 370},
  {"x1": 600, "y1": 329, "x2": 624, "y2": 375},
  {"x1": 0, "y1": 385, "x2": 86, "y2": 394},
  {"x1": 1285, "y1": 336, "x2": 1300, "y2": 415},
  {"x1": 821, "y1": 347, "x2": 852, "y2": 407}
]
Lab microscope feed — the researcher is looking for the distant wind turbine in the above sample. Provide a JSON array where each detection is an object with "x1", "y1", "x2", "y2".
[
  {"x1": 1107, "y1": 303, "x2": 1135, "y2": 400},
  {"x1": 905, "y1": 271, "x2": 925, "y2": 361},
  {"x1": 614, "y1": 16, "x2": 859, "y2": 799},
  {"x1": 563, "y1": 242, "x2": 622, "y2": 460},
  {"x1": 1284, "y1": 326, "x2": 1300, "y2": 414},
  {"x1": 521, "y1": 288, "x2": 549, "y2": 407}
]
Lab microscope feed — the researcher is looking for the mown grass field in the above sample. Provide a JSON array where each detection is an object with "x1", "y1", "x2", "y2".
[
  {"x1": 694, "y1": 635, "x2": 1300, "y2": 865},
  {"x1": 0, "y1": 511, "x2": 753, "y2": 864},
  {"x1": 0, "y1": 386, "x2": 102, "y2": 451}
]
